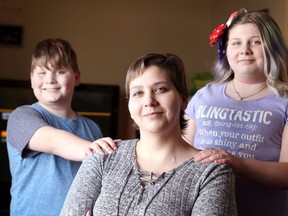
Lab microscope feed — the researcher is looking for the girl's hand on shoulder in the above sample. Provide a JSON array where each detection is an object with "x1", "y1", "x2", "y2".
[
  {"x1": 88, "y1": 137, "x2": 120, "y2": 154},
  {"x1": 194, "y1": 148, "x2": 234, "y2": 165}
]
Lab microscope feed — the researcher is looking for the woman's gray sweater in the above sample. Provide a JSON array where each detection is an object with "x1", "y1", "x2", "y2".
[{"x1": 61, "y1": 139, "x2": 237, "y2": 216}]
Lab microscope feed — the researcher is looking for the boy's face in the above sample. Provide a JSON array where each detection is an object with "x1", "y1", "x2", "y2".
[{"x1": 30, "y1": 64, "x2": 80, "y2": 107}]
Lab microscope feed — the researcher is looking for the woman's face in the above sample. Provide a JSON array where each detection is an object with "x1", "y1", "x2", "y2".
[
  {"x1": 128, "y1": 66, "x2": 184, "y2": 135},
  {"x1": 226, "y1": 23, "x2": 265, "y2": 81}
]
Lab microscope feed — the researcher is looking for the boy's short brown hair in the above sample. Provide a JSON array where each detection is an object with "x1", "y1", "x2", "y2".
[{"x1": 31, "y1": 38, "x2": 79, "y2": 73}]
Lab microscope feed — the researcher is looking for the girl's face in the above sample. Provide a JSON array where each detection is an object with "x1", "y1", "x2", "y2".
[
  {"x1": 128, "y1": 66, "x2": 184, "y2": 135},
  {"x1": 226, "y1": 23, "x2": 265, "y2": 81},
  {"x1": 31, "y1": 64, "x2": 80, "y2": 107}
]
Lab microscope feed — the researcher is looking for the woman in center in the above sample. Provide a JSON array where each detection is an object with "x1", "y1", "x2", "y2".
[{"x1": 61, "y1": 53, "x2": 237, "y2": 216}]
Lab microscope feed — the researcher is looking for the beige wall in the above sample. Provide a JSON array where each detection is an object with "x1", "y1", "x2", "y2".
[
  {"x1": 285, "y1": 0, "x2": 288, "y2": 43},
  {"x1": 0, "y1": 0, "x2": 286, "y2": 138},
  {"x1": 211, "y1": 0, "x2": 286, "y2": 31},
  {"x1": 0, "y1": 1, "x2": 213, "y2": 86}
]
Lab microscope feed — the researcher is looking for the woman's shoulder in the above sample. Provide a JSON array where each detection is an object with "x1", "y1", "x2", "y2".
[
  {"x1": 186, "y1": 160, "x2": 234, "y2": 177},
  {"x1": 92, "y1": 139, "x2": 137, "y2": 166},
  {"x1": 98, "y1": 139, "x2": 137, "y2": 155},
  {"x1": 117, "y1": 139, "x2": 138, "y2": 150}
]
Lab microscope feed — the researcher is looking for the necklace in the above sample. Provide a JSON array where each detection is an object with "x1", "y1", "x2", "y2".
[{"x1": 232, "y1": 80, "x2": 267, "y2": 101}]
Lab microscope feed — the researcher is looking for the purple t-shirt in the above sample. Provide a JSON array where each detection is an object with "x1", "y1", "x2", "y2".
[
  {"x1": 186, "y1": 82, "x2": 288, "y2": 216},
  {"x1": 186, "y1": 82, "x2": 288, "y2": 161}
]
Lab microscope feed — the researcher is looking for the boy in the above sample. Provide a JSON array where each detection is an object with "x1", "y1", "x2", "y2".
[{"x1": 6, "y1": 38, "x2": 102, "y2": 216}]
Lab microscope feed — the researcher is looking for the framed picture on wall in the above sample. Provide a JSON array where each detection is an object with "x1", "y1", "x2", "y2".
[{"x1": 0, "y1": 25, "x2": 23, "y2": 46}]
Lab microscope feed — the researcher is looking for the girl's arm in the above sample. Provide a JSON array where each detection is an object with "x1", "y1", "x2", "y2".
[{"x1": 194, "y1": 126, "x2": 288, "y2": 189}]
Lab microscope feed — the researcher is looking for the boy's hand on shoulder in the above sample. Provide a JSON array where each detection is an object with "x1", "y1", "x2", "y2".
[{"x1": 88, "y1": 137, "x2": 120, "y2": 154}]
